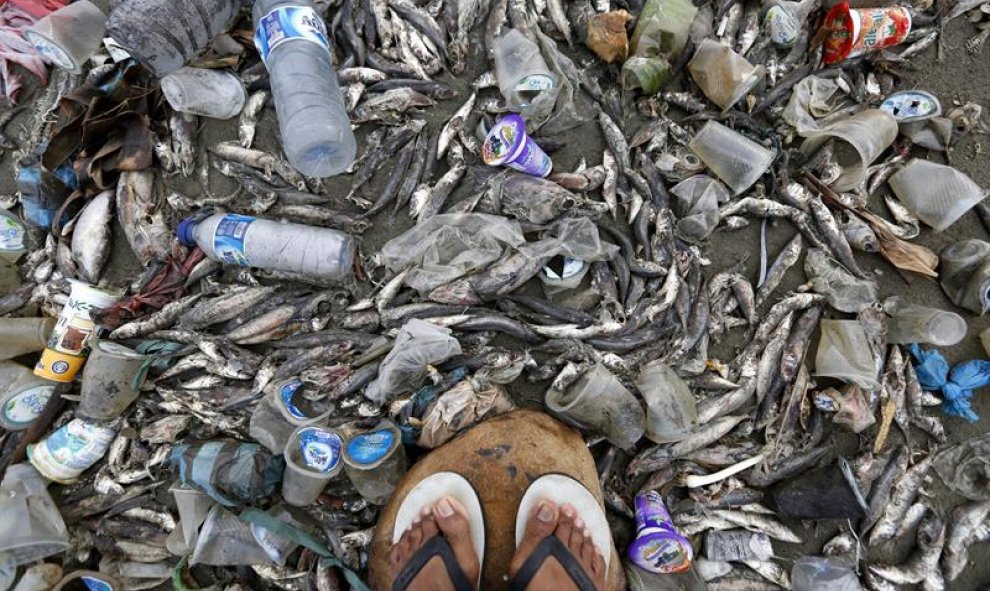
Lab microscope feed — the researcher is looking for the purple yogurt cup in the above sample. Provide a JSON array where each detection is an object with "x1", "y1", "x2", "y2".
[
  {"x1": 627, "y1": 491, "x2": 693, "y2": 574},
  {"x1": 481, "y1": 114, "x2": 553, "y2": 178}
]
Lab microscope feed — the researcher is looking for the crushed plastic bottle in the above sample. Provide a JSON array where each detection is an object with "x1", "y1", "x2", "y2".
[
  {"x1": 253, "y1": 0, "x2": 357, "y2": 177},
  {"x1": 177, "y1": 212, "x2": 356, "y2": 280}
]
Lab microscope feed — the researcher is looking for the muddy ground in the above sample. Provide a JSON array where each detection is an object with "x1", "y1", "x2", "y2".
[{"x1": 3, "y1": 1, "x2": 990, "y2": 588}]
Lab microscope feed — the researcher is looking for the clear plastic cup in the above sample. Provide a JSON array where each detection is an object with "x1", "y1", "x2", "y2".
[
  {"x1": 493, "y1": 29, "x2": 558, "y2": 118},
  {"x1": 800, "y1": 109, "x2": 898, "y2": 192},
  {"x1": 170, "y1": 483, "x2": 215, "y2": 551},
  {"x1": 814, "y1": 319, "x2": 878, "y2": 389},
  {"x1": 191, "y1": 505, "x2": 270, "y2": 566},
  {"x1": 689, "y1": 121, "x2": 774, "y2": 195},
  {"x1": 78, "y1": 341, "x2": 150, "y2": 420},
  {"x1": 282, "y1": 426, "x2": 343, "y2": 507},
  {"x1": 884, "y1": 297, "x2": 967, "y2": 347},
  {"x1": 25, "y1": 0, "x2": 106, "y2": 73},
  {"x1": 249, "y1": 380, "x2": 332, "y2": 453},
  {"x1": 0, "y1": 464, "x2": 71, "y2": 566},
  {"x1": 545, "y1": 363, "x2": 645, "y2": 451},
  {"x1": 688, "y1": 39, "x2": 765, "y2": 112},
  {"x1": 342, "y1": 420, "x2": 407, "y2": 505},
  {"x1": 635, "y1": 361, "x2": 699, "y2": 443},
  {"x1": 161, "y1": 67, "x2": 247, "y2": 120},
  {"x1": 888, "y1": 159, "x2": 989, "y2": 232},
  {"x1": 249, "y1": 505, "x2": 301, "y2": 564},
  {"x1": 0, "y1": 318, "x2": 54, "y2": 360}
]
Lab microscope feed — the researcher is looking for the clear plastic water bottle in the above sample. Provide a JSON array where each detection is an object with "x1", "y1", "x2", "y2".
[
  {"x1": 253, "y1": 0, "x2": 356, "y2": 177},
  {"x1": 176, "y1": 212, "x2": 355, "y2": 280}
]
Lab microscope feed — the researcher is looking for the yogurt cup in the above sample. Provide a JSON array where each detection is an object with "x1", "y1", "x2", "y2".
[
  {"x1": 34, "y1": 280, "x2": 120, "y2": 383},
  {"x1": 823, "y1": 1, "x2": 911, "y2": 64},
  {"x1": 482, "y1": 114, "x2": 553, "y2": 178},
  {"x1": 627, "y1": 491, "x2": 693, "y2": 574},
  {"x1": 282, "y1": 426, "x2": 343, "y2": 506}
]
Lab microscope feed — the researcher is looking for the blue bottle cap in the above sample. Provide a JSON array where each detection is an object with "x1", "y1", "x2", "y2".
[{"x1": 176, "y1": 217, "x2": 198, "y2": 246}]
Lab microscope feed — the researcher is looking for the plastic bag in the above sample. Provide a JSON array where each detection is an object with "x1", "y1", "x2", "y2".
[
  {"x1": 791, "y1": 557, "x2": 861, "y2": 591},
  {"x1": 365, "y1": 319, "x2": 462, "y2": 404},
  {"x1": 783, "y1": 76, "x2": 844, "y2": 136},
  {"x1": 907, "y1": 344, "x2": 990, "y2": 422},
  {"x1": 805, "y1": 248, "x2": 878, "y2": 312},
  {"x1": 170, "y1": 440, "x2": 285, "y2": 506},
  {"x1": 380, "y1": 214, "x2": 525, "y2": 294},
  {"x1": 418, "y1": 378, "x2": 516, "y2": 448},
  {"x1": 815, "y1": 319, "x2": 879, "y2": 389},
  {"x1": 671, "y1": 175, "x2": 728, "y2": 242},
  {"x1": 932, "y1": 433, "x2": 990, "y2": 501}
]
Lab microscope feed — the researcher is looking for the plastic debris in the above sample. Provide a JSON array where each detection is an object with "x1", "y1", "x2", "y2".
[{"x1": 907, "y1": 343, "x2": 990, "y2": 422}]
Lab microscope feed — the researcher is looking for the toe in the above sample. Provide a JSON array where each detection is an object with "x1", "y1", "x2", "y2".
[
  {"x1": 580, "y1": 531, "x2": 595, "y2": 566},
  {"x1": 433, "y1": 496, "x2": 481, "y2": 586},
  {"x1": 569, "y1": 521, "x2": 586, "y2": 555},
  {"x1": 555, "y1": 503, "x2": 575, "y2": 545},
  {"x1": 407, "y1": 518, "x2": 425, "y2": 549},
  {"x1": 509, "y1": 500, "x2": 559, "y2": 577},
  {"x1": 592, "y1": 552, "x2": 606, "y2": 576},
  {"x1": 420, "y1": 514, "x2": 440, "y2": 540}
]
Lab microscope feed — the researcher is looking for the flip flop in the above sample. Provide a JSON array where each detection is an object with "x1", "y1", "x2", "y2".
[
  {"x1": 391, "y1": 471, "x2": 485, "y2": 591},
  {"x1": 511, "y1": 474, "x2": 611, "y2": 591}
]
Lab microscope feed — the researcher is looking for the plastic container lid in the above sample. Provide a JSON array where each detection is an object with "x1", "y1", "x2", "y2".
[
  {"x1": 880, "y1": 90, "x2": 942, "y2": 123},
  {"x1": 482, "y1": 114, "x2": 527, "y2": 166},
  {"x1": 343, "y1": 423, "x2": 401, "y2": 470}
]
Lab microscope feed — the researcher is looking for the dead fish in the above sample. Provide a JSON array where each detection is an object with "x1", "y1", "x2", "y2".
[
  {"x1": 870, "y1": 455, "x2": 934, "y2": 545},
  {"x1": 180, "y1": 286, "x2": 278, "y2": 329},
  {"x1": 72, "y1": 190, "x2": 113, "y2": 283},
  {"x1": 870, "y1": 513, "x2": 945, "y2": 588},
  {"x1": 841, "y1": 212, "x2": 879, "y2": 253},
  {"x1": 170, "y1": 113, "x2": 197, "y2": 176},
  {"x1": 238, "y1": 90, "x2": 268, "y2": 148},
  {"x1": 755, "y1": 233, "x2": 803, "y2": 307},
  {"x1": 862, "y1": 445, "x2": 908, "y2": 536},
  {"x1": 655, "y1": 147, "x2": 706, "y2": 182},
  {"x1": 116, "y1": 171, "x2": 171, "y2": 266},
  {"x1": 943, "y1": 500, "x2": 990, "y2": 581}
]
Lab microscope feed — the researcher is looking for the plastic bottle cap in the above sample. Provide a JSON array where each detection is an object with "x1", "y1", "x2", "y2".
[{"x1": 176, "y1": 218, "x2": 197, "y2": 246}]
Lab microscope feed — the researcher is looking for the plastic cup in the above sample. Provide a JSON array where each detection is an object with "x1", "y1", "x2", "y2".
[
  {"x1": 482, "y1": 114, "x2": 553, "y2": 178},
  {"x1": 249, "y1": 380, "x2": 332, "y2": 453},
  {"x1": 814, "y1": 319, "x2": 878, "y2": 390},
  {"x1": 170, "y1": 483, "x2": 215, "y2": 551},
  {"x1": 282, "y1": 426, "x2": 343, "y2": 507},
  {"x1": 161, "y1": 67, "x2": 247, "y2": 120},
  {"x1": 822, "y1": 2, "x2": 912, "y2": 64},
  {"x1": 191, "y1": 505, "x2": 271, "y2": 566},
  {"x1": 687, "y1": 39, "x2": 764, "y2": 112},
  {"x1": 249, "y1": 505, "x2": 302, "y2": 564},
  {"x1": 0, "y1": 464, "x2": 71, "y2": 566},
  {"x1": 78, "y1": 341, "x2": 151, "y2": 420},
  {"x1": 636, "y1": 360, "x2": 699, "y2": 443},
  {"x1": 493, "y1": 29, "x2": 558, "y2": 116},
  {"x1": 28, "y1": 418, "x2": 116, "y2": 483},
  {"x1": 689, "y1": 121, "x2": 774, "y2": 195},
  {"x1": 545, "y1": 363, "x2": 645, "y2": 451},
  {"x1": 0, "y1": 362, "x2": 55, "y2": 431},
  {"x1": 884, "y1": 298, "x2": 966, "y2": 347},
  {"x1": 627, "y1": 491, "x2": 693, "y2": 574},
  {"x1": 888, "y1": 159, "x2": 989, "y2": 232},
  {"x1": 880, "y1": 90, "x2": 941, "y2": 123},
  {"x1": 0, "y1": 210, "x2": 25, "y2": 263},
  {"x1": 35, "y1": 280, "x2": 121, "y2": 383},
  {"x1": 25, "y1": 0, "x2": 106, "y2": 73},
  {"x1": 342, "y1": 420, "x2": 407, "y2": 506},
  {"x1": 800, "y1": 109, "x2": 898, "y2": 192},
  {"x1": 0, "y1": 317, "x2": 54, "y2": 360}
]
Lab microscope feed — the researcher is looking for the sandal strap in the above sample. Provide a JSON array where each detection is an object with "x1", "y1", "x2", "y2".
[
  {"x1": 510, "y1": 536, "x2": 598, "y2": 591},
  {"x1": 392, "y1": 535, "x2": 475, "y2": 591}
]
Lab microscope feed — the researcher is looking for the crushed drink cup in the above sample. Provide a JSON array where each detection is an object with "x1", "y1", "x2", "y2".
[
  {"x1": 800, "y1": 109, "x2": 898, "y2": 192},
  {"x1": 822, "y1": 2, "x2": 911, "y2": 64},
  {"x1": 689, "y1": 121, "x2": 774, "y2": 195},
  {"x1": 888, "y1": 159, "x2": 989, "y2": 232},
  {"x1": 688, "y1": 39, "x2": 765, "y2": 112}
]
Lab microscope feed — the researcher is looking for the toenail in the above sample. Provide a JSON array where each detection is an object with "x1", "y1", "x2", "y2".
[
  {"x1": 574, "y1": 517, "x2": 585, "y2": 529},
  {"x1": 538, "y1": 502, "x2": 554, "y2": 522},
  {"x1": 562, "y1": 506, "x2": 575, "y2": 518},
  {"x1": 437, "y1": 497, "x2": 455, "y2": 518}
]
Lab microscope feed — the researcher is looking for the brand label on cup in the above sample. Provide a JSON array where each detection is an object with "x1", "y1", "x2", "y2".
[
  {"x1": 298, "y1": 428, "x2": 342, "y2": 473},
  {"x1": 346, "y1": 428, "x2": 395, "y2": 465},
  {"x1": 35, "y1": 418, "x2": 115, "y2": 475},
  {"x1": 213, "y1": 213, "x2": 255, "y2": 267},
  {"x1": 0, "y1": 212, "x2": 24, "y2": 252},
  {"x1": 481, "y1": 120, "x2": 520, "y2": 164},
  {"x1": 1, "y1": 385, "x2": 54, "y2": 428},
  {"x1": 255, "y1": 6, "x2": 331, "y2": 64},
  {"x1": 766, "y1": 6, "x2": 799, "y2": 47}
]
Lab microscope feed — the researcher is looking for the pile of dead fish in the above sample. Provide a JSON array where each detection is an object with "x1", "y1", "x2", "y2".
[{"x1": 2, "y1": 0, "x2": 990, "y2": 589}]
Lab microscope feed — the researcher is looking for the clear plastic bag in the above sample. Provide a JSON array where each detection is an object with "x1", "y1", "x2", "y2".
[
  {"x1": 418, "y1": 378, "x2": 516, "y2": 448},
  {"x1": 380, "y1": 214, "x2": 525, "y2": 294},
  {"x1": 687, "y1": 39, "x2": 764, "y2": 112},
  {"x1": 783, "y1": 76, "x2": 844, "y2": 136},
  {"x1": 365, "y1": 319, "x2": 462, "y2": 404},
  {"x1": 671, "y1": 175, "x2": 728, "y2": 242},
  {"x1": 805, "y1": 248, "x2": 878, "y2": 312},
  {"x1": 933, "y1": 433, "x2": 990, "y2": 501},
  {"x1": 815, "y1": 319, "x2": 879, "y2": 389},
  {"x1": 791, "y1": 557, "x2": 861, "y2": 591}
]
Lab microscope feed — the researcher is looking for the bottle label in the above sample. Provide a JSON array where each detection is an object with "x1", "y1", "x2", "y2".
[
  {"x1": 255, "y1": 6, "x2": 330, "y2": 65},
  {"x1": 0, "y1": 213, "x2": 24, "y2": 252},
  {"x1": 40, "y1": 418, "x2": 116, "y2": 472},
  {"x1": 346, "y1": 428, "x2": 395, "y2": 465},
  {"x1": 2, "y1": 385, "x2": 55, "y2": 427},
  {"x1": 213, "y1": 213, "x2": 255, "y2": 267}
]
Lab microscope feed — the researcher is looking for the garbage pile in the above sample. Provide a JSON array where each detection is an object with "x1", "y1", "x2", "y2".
[{"x1": 0, "y1": 0, "x2": 989, "y2": 588}]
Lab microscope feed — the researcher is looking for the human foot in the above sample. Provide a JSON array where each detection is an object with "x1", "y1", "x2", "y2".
[
  {"x1": 508, "y1": 500, "x2": 606, "y2": 591},
  {"x1": 388, "y1": 496, "x2": 481, "y2": 591}
]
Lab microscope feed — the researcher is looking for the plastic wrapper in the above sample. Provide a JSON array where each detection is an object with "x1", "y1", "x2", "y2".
[
  {"x1": 545, "y1": 363, "x2": 645, "y2": 451},
  {"x1": 889, "y1": 159, "x2": 989, "y2": 232},
  {"x1": 381, "y1": 214, "x2": 525, "y2": 294},
  {"x1": 813, "y1": 385, "x2": 875, "y2": 433},
  {"x1": 169, "y1": 440, "x2": 285, "y2": 506},
  {"x1": 191, "y1": 505, "x2": 270, "y2": 566},
  {"x1": 815, "y1": 319, "x2": 879, "y2": 389},
  {"x1": 805, "y1": 248, "x2": 878, "y2": 312},
  {"x1": 365, "y1": 319, "x2": 462, "y2": 404},
  {"x1": 933, "y1": 433, "x2": 990, "y2": 501},
  {"x1": 636, "y1": 360, "x2": 699, "y2": 443},
  {"x1": 688, "y1": 121, "x2": 773, "y2": 195},
  {"x1": 901, "y1": 117, "x2": 953, "y2": 151},
  {"x1": 800, "y1": 109, "x2": 898, "y2": 192},
  {"x1": 884, "y1": 297, "x2": 966, "y2": 347},
  {"x1": 418, "y1": 378, "x2": 516, "y2": 449},
  {"x1": 791, "y1": 557, "x2": 861, "y2": 591},
  {"x1": 687, "y1": 39, "x2": 764, "y2": 112},
  {"x1": 671, "y1": 175, "x2": 728, "y2": 243},
  {"x1": 783, "y1": 76, "x2": 844, "y2": 135},
  {"x1": 0, "y1": 464, "x2": 70, "y2": 566},
  {"x1": 940, "y1": 239, "x2": 990, "y2": 314},
  {"x1": 907, "y1": 343, "x2": 990, "y2": 423}
]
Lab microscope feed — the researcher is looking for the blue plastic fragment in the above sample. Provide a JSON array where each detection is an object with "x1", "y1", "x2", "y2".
[{"x1": 907, "y1": 343, "x2": 990, "y2": 423}]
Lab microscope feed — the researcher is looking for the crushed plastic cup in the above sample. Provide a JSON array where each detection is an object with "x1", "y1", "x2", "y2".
[
  {"x1": 0, "y1": 317, "x2": 54, "y2": 360},
  {"x1": 78, "y1": 341, "x2": 150, "y2": 420},
  {"x1": 688, "y1": 121, "x2": 774, "y2": 195},
  {"x1": 880, "y1": 90, "x2": 941, "y2": 123},
  {"x1": 763, "y1": 0, "x2": 816, "y2": 47},
  {"x1": 249, "y1": 505, "x2": 302, "y2": 564},
  {"x1": 482, "y1": 114, "x2": 553, "y2": 178},
  {"x1": 769, "y1": 457, "x2": 868, "y2": 519},
  {"x1": 25, "y1": 0, "x2": 106, "y2": 74},
  {"x1": 282, "y1": 425, "x2": 343, "y2": 507},
  {"x1": 493, "y1": 29, "x2": 558, "y2": 117},
  {"x1": 815, "y1": 319, "x2": 879, "y2": 390},
  {"x1": 687, "y1": 39, "x2": 765, "y2": 112},
  {"x1": 888, "y1": 159, "x2": 989, "y2": 232},
  {"x1": 792, "y1": 557, "x2": 861, "y2": 591},
  {"x1": 636, "y1": 360, "x2": 699, "y2": 443},
  {"x1": 940, "y1": 239, "x2": 990, "y2": 314},
  {"x1": 671, "y1": 175, "x2": 729, "y2": 242},
  {"x1": 342, "y1": 420, "x2": 407, "y2": 505},
  {"x1": 822, "y1": 2, "x2": 912, "y2": 64},
  {"x1": 9, "y1": 562, "x2": 62, "y2": 591},
  {"x1": 170, "y1": 483, "x2": 215, "y2": 552},
  {"x1": 883, "y1": 297, "x2": 967, "y2": 347},
  {"x1": 161, "y1": 67, "x2": 247, "y2": 120},
  {"x1": 191, "y1": 505, "x2": 270, "y2": 566},
  {"x1": 545, "y1": 363, "x2": 645, "y2": 451},
  {"x1": 800, "y1": 109, "x2": 898, "y2": 192},
  {"x1": 0, "y1": 464, "x2": 71, "y2": 566},
  {"x1": 28, "y1": 418, "x2": 116, "y2": 483},
  {"x1": 0, "y1": 209, "x2": 26, "y2": 263}
]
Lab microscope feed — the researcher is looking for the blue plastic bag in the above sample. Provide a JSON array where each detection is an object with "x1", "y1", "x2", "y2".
[{"x1": 907, "y1": 344, "x2": 990, "y2": 422}]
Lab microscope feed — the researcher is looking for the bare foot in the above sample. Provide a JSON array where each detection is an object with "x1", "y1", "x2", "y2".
[
  {"x1": 508, "y1": 500, "x2": 606, "y2": 591},
  {"x1": 388, "y1": 496, "x2": 481, "y2": 591}
]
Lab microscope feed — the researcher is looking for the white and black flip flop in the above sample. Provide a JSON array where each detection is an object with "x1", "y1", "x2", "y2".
[
  {"x1": 391, "y1": 471, "x2": 485, "y2": 591},
  {"x1": 510, "y1": 473, "x2": 611, "y2": 591}
]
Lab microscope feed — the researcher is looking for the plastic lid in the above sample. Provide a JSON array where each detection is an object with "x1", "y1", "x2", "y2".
[
  {"x1": 482, "y1": 114, "x2": 526, "y2": 166},
  {"x1": 176, "y1": 218, "x2": 197, "y2": 246}
]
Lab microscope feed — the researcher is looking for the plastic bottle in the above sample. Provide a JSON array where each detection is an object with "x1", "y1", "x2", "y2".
[
  {"x1": 106, "y1": 0, "x2": 241, "y2": 76},
  {"x1": 0, "y1": 318, "x2": 54, "y2": 360},
  {"x1": 0, "y1": 361, "x2": 55, "y2": 431},
  {"x1": 253, "y1": 0, "x2": 356, "y2": 177},
  {"x1": 884, "y1": 297, "x2": 967, "y2": 347},
  {"x1": 176, "y1": 212, "x2": 355, "y2": 280}
]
